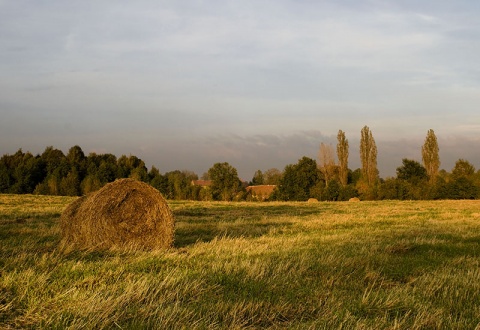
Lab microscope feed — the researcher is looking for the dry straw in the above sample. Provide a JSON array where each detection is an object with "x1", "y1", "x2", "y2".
[{"x1": 61, "y1": 178, "x2": 175, "y2": 250}]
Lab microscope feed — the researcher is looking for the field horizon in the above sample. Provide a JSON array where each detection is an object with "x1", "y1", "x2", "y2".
[{"x1": 1, "y1": 194, "x2": 479, "y2": 329}]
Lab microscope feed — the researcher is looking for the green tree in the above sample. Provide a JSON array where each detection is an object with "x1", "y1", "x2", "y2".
[
  {"x1": 278, "y1": 164, "x2": 303, "y2": 201},
  {"x1": 148, "y1": 166, "x2": 168, "y2": 194},
  {"x1": 130, "y1": 167, "x2": 148, "y2": 182},
  {"x1": 80, "y1": 175, "x2": 102, "y2": 195},
  {"x1": 396, "y1": 159, "x2": 428, "y2": 183},
  {"x1": 451, "y1": 159, "x2": 475, "y2": 179},
  {"x1": 97, "y1": 160, "x2": 117, "y2": 184},
  {"x1": 41, "y1": 146, "x2": 67, "y2": 177},
  {"x1": 3, "y1": 150, "x2": 46, "y2": 194},
  {"x1": 324, "y1": 179, "x2": 341, "y2": 201},
  {"x1": 81, "y1": 153, "x2": 112, "y2": 187},
  {"x1": 443, "y1": 177, "x2": 478, "y2": 200},
  {"x1": 378, "y1": 178, "x2": 410, "y2": 200},
  {"x1": 66, "y1": 145, "x2": 85, "y2": 164},
  {"x1": 0, "y1": 161, "x2": 11, "y2": 192},
  {"x1": 263, "y1": 168, "x2": 282, "y2": 185},
  {"x1": 164, "y1": 170, "x2": 198, "y2": 200},
  {"x1": 60, "y1": 168, "x2": 81, "y2": 196},
  {"x1": 250, "y1": 170, "x2": 264, "y2": 185},
  {"x1": 349, "y1": 168, "x2": 362, "y2": 185},
  {"x1": 338, "y1": 184, "x2": 359, "y2": 201},
  {"x1": 277, "y1": 157, "x2": 320, "y2": 201},
  {"x1": 46, "y1": 175, "x2": 61, "y2": 195},
  {"x1": 395, "y1": 159, "x2": 429, "y2": 199},
  {"x1": 10, "y1": 150, "x2": 32, "y2": 194},
  {"x1": 208, "y1": 162, "x2": 241, "y2": 201},
  {"x1": 115, "y1": 154, "x2": 148, "y2": 181},
  {"x1": 422, "y1": 129, "x2": 440, "y2": 184},
  {"x1": 443, "y1": 159, "x2": 478, "y2": 199},
  {"x1": 337, "y1": 130, "x2": 349, "y2": 187},
  {"x1": 37, "y1": 147, "x2": 70, "y2": 194}
]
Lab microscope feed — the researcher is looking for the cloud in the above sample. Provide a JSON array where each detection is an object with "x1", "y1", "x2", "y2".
[
  {"x1": 1, "y1": 0, "x2": 480, "y2": 182},
  {"x1": 136, "y1": 131, "x2": 335, "y2": 179}
]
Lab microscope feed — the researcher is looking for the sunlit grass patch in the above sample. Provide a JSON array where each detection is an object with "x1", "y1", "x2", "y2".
[{"x1": 1, "y1": 195, "x2": 480, "y2": 329}]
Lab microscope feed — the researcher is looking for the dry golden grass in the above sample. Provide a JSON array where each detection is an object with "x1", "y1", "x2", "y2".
[
  {"x1": 1, "y1": 196, "x2": 480, "y2": 329},
  {"x1": 0, "y1": 194, "x2": 75, "y2": 220}
]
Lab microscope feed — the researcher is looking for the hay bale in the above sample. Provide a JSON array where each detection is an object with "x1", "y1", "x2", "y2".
[
  {"x1": 349, "y1": 197, "x2": 360, "y2": 202},
  {"x1": 61, "y1": 178, "x2": 174, "y2": 250},
  {"x1": 307, "y1": 198, "x2": 319, "y2": 203}
]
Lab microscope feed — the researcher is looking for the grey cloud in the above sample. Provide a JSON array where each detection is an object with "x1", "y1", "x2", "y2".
[
  {"x1": 1, "y1": 0, "x2": 480, "y2": 181},
  {"x1": 137, "y1": 131, "x2": 336, "y2": 180},
  {"x1": 143, "y1": 132, "x2": 480, "y2": 180}
]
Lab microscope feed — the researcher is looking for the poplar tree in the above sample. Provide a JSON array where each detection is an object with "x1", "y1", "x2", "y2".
[
  {"x1": 421, "y1": 129, "x2": 440, "y2": 184},
  {"x1": 318, "y1": 142, "x2": 336, "y2": 185},
  {"x1": 337, "y1": 130, "x2": 349, "y2": 186},
  {"x1": 360, "y1": 126, "x2": 378, "y2": 186}
]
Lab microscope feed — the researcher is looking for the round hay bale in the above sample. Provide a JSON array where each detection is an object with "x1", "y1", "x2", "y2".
[
  {"x1": 307, "y1": 198, "x2": 319, "y2": 203},
  {"x1": 349, "y1": 197, "x2": 360, "y2": 202},
  {"x1": 61, "y1": 178, "x2": 175, "y2": 250}
]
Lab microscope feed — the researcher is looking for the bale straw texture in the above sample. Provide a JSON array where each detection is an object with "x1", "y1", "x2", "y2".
[{"x1": 61, "y1": 178, "x2": 174, "y2": 250}]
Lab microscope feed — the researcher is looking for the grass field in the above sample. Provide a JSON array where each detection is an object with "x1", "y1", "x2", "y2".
[{"x1": 1, "y1": 194, "x2": 480, "y2": 329}]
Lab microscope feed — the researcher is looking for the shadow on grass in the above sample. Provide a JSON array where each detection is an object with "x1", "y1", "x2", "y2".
[
  {"x1": 376, "y1": 236, "x2": 480, "y2": 283},
  {"x1": 172, "y1": 204, "x2": 311, "y2": 248},
  {"x1": 174, "y1": 221, "x2": 294, "y2": 247},
  {"x1": 173, "y1": 203, "x2": 324, "y2": 219}
]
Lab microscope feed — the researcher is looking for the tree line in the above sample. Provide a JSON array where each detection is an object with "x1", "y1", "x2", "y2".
[
  {"x1": 0, "y1": 146, "x2": 242, "y2": 200},
  {"x1": 1, "y1": 127, "x2": 479, "y2": 201},
  {"x1": 307, "y1": 127, "x2": 479, "y2": 201}
]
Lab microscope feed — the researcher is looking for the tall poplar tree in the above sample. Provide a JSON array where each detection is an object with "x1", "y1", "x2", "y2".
[
  {"x1": 318, "y1": 142, "x2": 336, "y2": 185},
  {"x1": 360, "y1": 126, "x2": 378, "y2": 186},
  {"x1": 336, "y1": 130, "x2": 349, "y2": 186},
  {"x1": 421, "y1": 129, "x2": 440, "y2": 184}
]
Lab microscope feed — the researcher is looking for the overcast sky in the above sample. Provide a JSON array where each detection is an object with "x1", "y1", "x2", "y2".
[{"x1": 1, "y1": 0, "x2": 480, "y2": 180}]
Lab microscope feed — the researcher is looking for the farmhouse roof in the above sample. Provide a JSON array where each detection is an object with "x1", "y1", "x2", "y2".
[
  {"x1": 246, "y1": 185, "x2": 277, "y2": 199},
  {"x1": 191, "y1": 180, "x2": 212, "y2": 187}
]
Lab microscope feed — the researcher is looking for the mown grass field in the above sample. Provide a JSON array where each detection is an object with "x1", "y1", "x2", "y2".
[{"x1": 1, "y1": 194, "x2": 480, "y2": 329}]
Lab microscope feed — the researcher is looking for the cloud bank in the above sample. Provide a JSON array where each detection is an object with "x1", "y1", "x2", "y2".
[{"x1": 1, "y1": 1, "x2": 480, "y2": 180}]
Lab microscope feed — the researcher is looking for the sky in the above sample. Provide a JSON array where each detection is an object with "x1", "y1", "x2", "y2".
[{"x1": 1, "y1": 0, "x2": 480, "y2": 180}]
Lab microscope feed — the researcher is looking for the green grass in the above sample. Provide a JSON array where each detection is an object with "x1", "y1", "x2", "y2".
[{"x1": 1, "y1": 195, "x2": 480, "y2": 329}]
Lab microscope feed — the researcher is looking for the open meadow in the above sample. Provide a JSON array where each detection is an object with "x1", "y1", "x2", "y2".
[{"x1": 1, "y1": 194, "x2": 479, "y2": 329}]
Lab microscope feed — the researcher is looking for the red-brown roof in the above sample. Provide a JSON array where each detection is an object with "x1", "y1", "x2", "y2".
[
  {"x1": 191, "y1": 180, "x2": 212, "y2": 187},
  {"x1": 246, "y1": 185, "x2": 276, "y2": 200}
]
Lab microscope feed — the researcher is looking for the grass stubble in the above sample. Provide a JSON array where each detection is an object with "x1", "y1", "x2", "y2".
[{"x1": 0, "y1": 195, "x2": 479, "y2": 329}]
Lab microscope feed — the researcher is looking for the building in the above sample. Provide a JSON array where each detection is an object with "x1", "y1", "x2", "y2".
[{"x1": 245, "y1": 185, "x2": 277, "y2": 201}]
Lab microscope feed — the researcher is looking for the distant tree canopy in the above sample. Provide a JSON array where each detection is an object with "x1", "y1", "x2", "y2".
[
  {"x1": 277, "y1": 157, "x2": 319, "y2": 201},
  {"x1": 249, "y1": 168, "x2": 282, "y2": 188},
  {"x1": 377, "y1": 157, "x2": 480, "y2": 201},
  {"x1": 2, "y1": 134, "x2": 480, "y2": 201},
  {"x1": 0, "y1": 146, "x2": 149, "y2": 196},
  {"x1": 208, "y1": 162, "x2": 242, "y2": 201},
  {"x1": 250, "y1": 170, "x2": 264, "y2": 186},
  {"x1": 396, "y1": 159, "x2": 428, "y2": 183}
]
